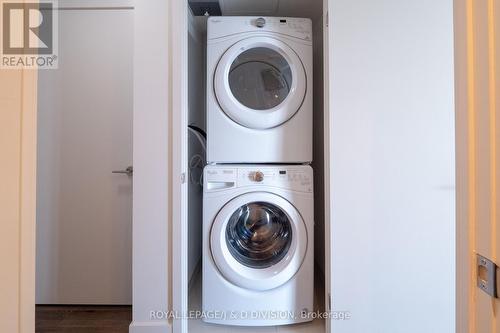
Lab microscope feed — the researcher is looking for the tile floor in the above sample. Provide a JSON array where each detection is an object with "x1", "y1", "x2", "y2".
[{"x1": 187, "y1": 273, "x2": 325, "y2": 333}]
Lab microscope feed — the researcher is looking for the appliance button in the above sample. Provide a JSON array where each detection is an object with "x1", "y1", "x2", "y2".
[
  {"x1": 253, "y1": 171, "x2": 264, "y2": 182},
  {"x1": 255, "y1": 17, "x2": 266, "y2": 28}
]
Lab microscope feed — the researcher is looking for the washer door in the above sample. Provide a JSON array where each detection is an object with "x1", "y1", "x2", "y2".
[
  {"x1": 210, "y1": 192, "x2": 307, "y2": 291},
  {"x1": 214, "y1": 36, "x2": 307, "y2": 130}
]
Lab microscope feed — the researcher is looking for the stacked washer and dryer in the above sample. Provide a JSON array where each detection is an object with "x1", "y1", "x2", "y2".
[{"x1": 203, "y1": 16, "x2": 314, "y2": 327}]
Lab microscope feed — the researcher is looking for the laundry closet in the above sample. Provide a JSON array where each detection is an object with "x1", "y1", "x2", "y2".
[
  {"x1": 131, "y1": 1, "x2": 456, "y2": 332},
  {"x1": 186, "y1": 0, "x2": 327, "y2": 332}
]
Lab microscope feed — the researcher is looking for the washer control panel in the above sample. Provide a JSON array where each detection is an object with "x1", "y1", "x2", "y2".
[{"x1": 204, "y1": 166, "x2": 313, "y2": 193}]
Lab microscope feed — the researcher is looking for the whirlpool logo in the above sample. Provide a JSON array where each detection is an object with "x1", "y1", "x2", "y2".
[{"x1": 1, "y1": 0, "x2": 58, "y2": 68}]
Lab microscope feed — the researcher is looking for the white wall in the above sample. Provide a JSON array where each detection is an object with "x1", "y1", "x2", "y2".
[
  {"x1": 328, "y1": 0, "x2": 456, "y2": 332},
  {"x1": 130, "y1": 0, "x2": 171, "y2": 332}
]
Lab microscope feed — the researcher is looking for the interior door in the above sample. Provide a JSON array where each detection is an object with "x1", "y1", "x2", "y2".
[
  {"x1": 36, "y1": 3, "x2": 134, "y2": 304},
  {"x1": 325, "y1": 0, "x2": 456, "y2": 332}
]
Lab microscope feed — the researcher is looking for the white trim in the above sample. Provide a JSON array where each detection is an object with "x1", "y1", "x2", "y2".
[
  {"x1": 131, "y1": 1, "x2": 171, "y2": 331},
  {"x1": 129, "y1": 321, "x2": 170, "y2": 333},
  {"x1": 56, "y1": 0, "x2": 134, "y2": 8},
  {"x1": 20, "y1": 63, "x2": 38, "y2": 333},
  {"x1": 453, "y1": 1, "x2": 469, "y2": 331},
  {"x1": 323, "y1": 1, "x2": 332, "y2": 333},
  {"x1": 0, "y1": 50, "x2": 38, "y2": 333},
  {"x1": 172, "y1": 5, "x2": 329, "y2": 333},
  {"x1": 170, "y1": 0, "x2": 189, "y2": 333}
]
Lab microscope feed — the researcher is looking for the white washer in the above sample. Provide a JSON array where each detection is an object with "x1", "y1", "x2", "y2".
[
  {"x1": 207, "y1": 17, "x2": 313, "y2": 163},
  {"x1": 203, "y1": 165, "x2": 314, "y2": 326}
]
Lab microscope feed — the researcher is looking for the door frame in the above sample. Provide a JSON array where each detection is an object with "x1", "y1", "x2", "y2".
[
  {"x1": 1, "y1": 3, "x2": 37, "y2": 333},
  {"x1": 454, "y1": 0, "x2": 470, "y2": 332},
  {"x1": 323, "y1": 1, "x2": 332, "y2": 331},
  {"x1": 170, "y1": 0, "x2": 189, "y2": 333},
  {"x1": 0, "y1": 0, "x2": 135, "y2": 331},
  {"x1": 170, "y1": 2, "x2": 332, "y2": 333},
  {"x1": 454, "y1": 0, "x2": 500, "y2": 331},
  {"x1": 0, "y1": 65, "x2": 38, "y2": 333}
]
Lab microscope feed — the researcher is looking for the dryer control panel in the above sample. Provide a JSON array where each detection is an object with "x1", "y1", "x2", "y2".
[
  {"x1": 208, "y1": 16, "x2": 312, "y2": 42},
  {"x1": 204, "y1": 165, "x2": 313, "y2": 193}
]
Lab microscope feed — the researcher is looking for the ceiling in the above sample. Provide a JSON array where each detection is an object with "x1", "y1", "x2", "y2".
[{"x1": 192, "y1": 0, "x2": 323, "y2": 19}]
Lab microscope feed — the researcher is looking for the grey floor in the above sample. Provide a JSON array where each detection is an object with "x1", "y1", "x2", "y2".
[{"x1": 188, "y1": 272, "x2": 325, "y2": 333}]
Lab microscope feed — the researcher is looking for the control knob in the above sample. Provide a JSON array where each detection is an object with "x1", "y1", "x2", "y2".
[
  {"x1": 255, "y1": 17, "x2": 266, "y2": 28},
  {"x1": 252, "y1": 171, "x2": 264, "y2": 182}
]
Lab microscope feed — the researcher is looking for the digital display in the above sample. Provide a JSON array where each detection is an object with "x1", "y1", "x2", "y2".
[{"x1": 279, "y1": 170, "x2": 286, "y2": 175}]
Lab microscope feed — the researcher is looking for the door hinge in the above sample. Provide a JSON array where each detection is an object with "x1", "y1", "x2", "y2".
[
  {"x1": 477, "y1": 253, "x2": 498, "y2": 298},
  {"x1": 181, "y1": 172, "x2": 186, "y2": 184},
  {"x1": 325, "y1": 11, "x2": 329, "y2": 28},
  {"x1": 328, "y1": 293, "x2": 331, "y2": 310}
]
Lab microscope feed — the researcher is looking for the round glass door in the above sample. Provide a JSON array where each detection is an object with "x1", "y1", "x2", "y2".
[
  {"x1": 229, "y1": 48, "x2": 292, "y2": 111},
  {"x1": 210, "y1": 192, "x2": 307, "y2": 291},
  {"x1": 214, "y1": 37, "x2": 307, "y2": 130},
  {"x1": 225, "y1": 202, "x2": 292, "y2": 269}
]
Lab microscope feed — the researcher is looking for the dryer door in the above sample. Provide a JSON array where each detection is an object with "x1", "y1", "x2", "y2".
[
  {"x1": 210, "y1": 192, "x2": 307, "y2": 291},
  {"x1": 214, "y1": 36, "x2": 307, "y2": 130}
]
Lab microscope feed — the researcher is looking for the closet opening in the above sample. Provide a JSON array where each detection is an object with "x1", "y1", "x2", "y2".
[{"x1": 185, "y1": 1, "x2": 327, "y2": 332}]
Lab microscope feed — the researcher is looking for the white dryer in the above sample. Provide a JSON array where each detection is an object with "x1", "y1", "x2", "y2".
[
  {"x1": 206, "y1": 17, "x2": 313, "y2": 163},
  {"x1": 203, "y1": 165, "x2": 314, "y2": 326}
]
